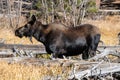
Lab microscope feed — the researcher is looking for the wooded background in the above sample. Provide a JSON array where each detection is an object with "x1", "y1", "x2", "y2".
[
  {"x1": 0, "y1": 0, "x2": 120, "y2": 29},
  {"x1": 0, "y1": 0, "x2": 97, "y2": 29}
]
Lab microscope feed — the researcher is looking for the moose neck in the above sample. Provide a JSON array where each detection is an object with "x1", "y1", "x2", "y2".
[{"x1": 32, "y1": 25, "x2": 49, "y2": 44}]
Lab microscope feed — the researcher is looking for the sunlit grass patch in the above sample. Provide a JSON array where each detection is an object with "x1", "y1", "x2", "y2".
[{"x1": 0, "y1": 61, "x2": 71, "y2": 80}]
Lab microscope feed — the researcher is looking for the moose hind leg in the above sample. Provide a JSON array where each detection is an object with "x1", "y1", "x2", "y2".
[{"x1": 89, "y1": 34, "x2": 101, "y2": 58}]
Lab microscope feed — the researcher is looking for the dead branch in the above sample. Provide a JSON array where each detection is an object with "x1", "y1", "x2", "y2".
[
  {"x1": 68, "y1": 48, "x2": 120, "y2": 79},
  {"x1": 90, "y1": 48, "x2": 120, "y2": 61},
  {"x1": 69, "y1": 61, "x2": 120, "y2": 80}
]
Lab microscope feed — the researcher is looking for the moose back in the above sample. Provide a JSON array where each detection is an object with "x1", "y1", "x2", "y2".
[{"x1": 15, "y1": 15, "x2": 101, "y2": 59}]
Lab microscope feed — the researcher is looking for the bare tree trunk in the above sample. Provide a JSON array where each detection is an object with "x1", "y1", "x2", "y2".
[
  {"x1": 0, "y1": 0, "x2": 3, "y2": 13},
  {"x1": 80, "y1": 0, "x2": 88, "y2": 24},
  {"x1": 62, "y1": 0, "x2": 67, "y2": 22},
  {"x1": 51, "y1": 0, "x2": 54, "y2": 22},
  {"x1": 7, "y1": 0, "x2": 13, "y2": 28},
  {"x1": 71, "y1": 0, "x2": 77, "y2": 27},
  {"x1": 16, "y1": 0, "x2": 22, "y2": 29},
  {"x1": 45, "y1": 0, "x2": 49, "y2": 24},
  {"x1": 77, "y1": 0, "x2": 84, "y2": 24},
  {"x1": 77, "y1": 0, "x2": 88, "y2": 24},
  {"x1": 41, "y1": 0, "x2": 45, "y2": 23},
  {"x1": 59, "y1": 0, "x2": 67, "y2": 23}
]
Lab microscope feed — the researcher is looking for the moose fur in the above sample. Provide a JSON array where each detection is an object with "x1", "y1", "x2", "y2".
[{"x1": 15, "y1": 15, "x2": 101, "y2": 59}]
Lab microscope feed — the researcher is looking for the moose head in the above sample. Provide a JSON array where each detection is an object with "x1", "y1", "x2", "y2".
[{"x1": 15, "y1": 15, "x2": 40, "y2": 43}]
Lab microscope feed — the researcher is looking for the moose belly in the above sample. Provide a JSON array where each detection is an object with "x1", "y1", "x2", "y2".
[
  {"x1": 63, "y1": 45, "x2": 87, "y2": 56},
  {"x1": 63, "y1": 38, "x2": 87, "y2": 56}
]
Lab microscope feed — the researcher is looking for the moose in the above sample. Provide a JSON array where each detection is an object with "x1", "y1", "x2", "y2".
[{"x1": 15, "y1": 15, "x2": 101, "y2": 59}]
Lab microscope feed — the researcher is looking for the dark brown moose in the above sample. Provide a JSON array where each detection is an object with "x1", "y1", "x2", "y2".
[{"x1": 15, "y1": 15, "x2": 101, "y2": 59}]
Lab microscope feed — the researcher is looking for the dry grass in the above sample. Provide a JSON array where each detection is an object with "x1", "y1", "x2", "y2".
[
  {"x1": 0, "y1": 61, "x2": 70, "y2": 80},
  {"x1": 84, "y1": 15, "x2": 120, "y2": 45}
]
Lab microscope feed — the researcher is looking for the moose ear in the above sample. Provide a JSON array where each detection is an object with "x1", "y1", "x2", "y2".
[
  {"x1": 31, "y1": 15, "x2": 36, "y2": 21},
  {"x1": 28, "y1": 15, "x2": 36, "y2": 25}
]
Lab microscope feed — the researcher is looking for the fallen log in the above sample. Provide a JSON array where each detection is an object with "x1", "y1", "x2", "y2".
[
  {"x1": 0, "y1": 43, "x2": 120, "y2": 58},
  {"x1": 69, "y1": 61, "x2": 120, "y2": 79},
  {"x1": 68, "y1": 48, "x2": 120, "y2": 80},
  {"x1": 90, "y1": 48, "x2": 120, "y2": 61}
]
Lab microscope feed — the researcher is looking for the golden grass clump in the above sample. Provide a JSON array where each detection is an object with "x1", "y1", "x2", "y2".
[{"x1": 0, "y1": 61, "x2": 70, "y2": 80}]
